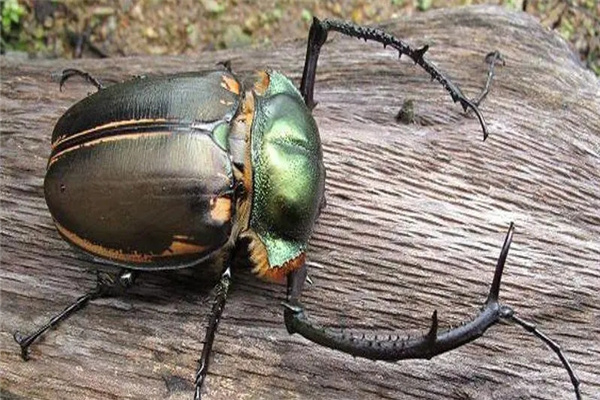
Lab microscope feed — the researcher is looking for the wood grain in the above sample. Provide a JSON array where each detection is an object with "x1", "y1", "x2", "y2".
[{"x1": 1, "y1": 6, "x2": 598, "y2": 400}]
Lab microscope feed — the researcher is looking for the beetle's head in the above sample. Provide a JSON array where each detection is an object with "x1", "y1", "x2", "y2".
[{"x1": 239, "y1": 70, "x2": 325, "y2": 283}]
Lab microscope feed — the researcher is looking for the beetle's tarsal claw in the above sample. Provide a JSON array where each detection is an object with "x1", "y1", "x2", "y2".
[
  {"x1": 459, "y1": 98, "x2": 488, "y2": 140},
  {"x1": 16, "y1": 340, "x2": 32, "y2": 361},
  {"x1": 13, "y1": 331, "x2": 23, "y2": 344},
  {"x1": 13, "y1": 331, "x2": 31, "y2": 361},
  {"x1": 485, "y1": 51, "x2": 505, "y2": 66},
  {"x1": 58, "y1": 72, "x2": 73, "y2": 92}
]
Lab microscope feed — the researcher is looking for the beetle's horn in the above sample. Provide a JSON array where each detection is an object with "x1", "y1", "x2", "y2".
[{"x1": 283, "y1": 224, "x2": 581, "y2": 399}]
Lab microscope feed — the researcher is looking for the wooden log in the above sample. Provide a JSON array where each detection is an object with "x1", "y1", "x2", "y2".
[{"x1": 1, "y1": 5, "x2": 598, "y2": 400}]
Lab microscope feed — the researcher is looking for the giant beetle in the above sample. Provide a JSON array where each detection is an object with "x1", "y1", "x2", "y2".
[{"x1": 14, "y1": 17, "x2": 581, "y2": 399}]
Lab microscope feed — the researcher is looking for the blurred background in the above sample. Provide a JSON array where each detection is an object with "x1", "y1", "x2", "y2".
[{"x1": 1, "y1": 0, "x2": 598, "y2": 74}]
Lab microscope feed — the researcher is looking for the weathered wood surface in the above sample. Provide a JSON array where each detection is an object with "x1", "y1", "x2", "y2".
[{"x1": 1, "y1": 6, "x2": 599, "y2": 400}]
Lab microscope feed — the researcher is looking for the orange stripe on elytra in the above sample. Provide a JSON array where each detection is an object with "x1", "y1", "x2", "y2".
[
  {"x1": 55, "y1": 221, "x2": 154, "y2": 263},
  {"x1": 52, "y1": 118, "x2": 168, "y2": 150},
  {"x1": 54, "y1": 222, "x2": 209, "y2": 263},
  {"x1": 48, "y1": 131, "x2": 173, "y2": 168},
  {"x1": 167, "y1": 240, "x2": 210, "y2": 256},
  {"x1": 209, "y1": 196, "x2": 232, "y2": 224},
  {"x1": 220, "y1": 75, "x2": 240, "y2": 95}
]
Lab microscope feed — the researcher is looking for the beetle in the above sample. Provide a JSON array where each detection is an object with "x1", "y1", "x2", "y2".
[{"x1": 14, "y1": 18, "x2": 581, "y2": 399}]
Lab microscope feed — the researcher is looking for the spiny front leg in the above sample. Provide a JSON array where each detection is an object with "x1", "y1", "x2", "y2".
[
  {"x1": 194, "y1": 265, "x2": 232, "y2": 400},
  {"x1": 283, "y1": 224, "x2": 581, "y2": 399},
  {"x1": 300, "y1": 17, "x2": 504, "y2": 140},
  {"x1": 283, "y1": 224, "x2": 513, "y2": 360}
]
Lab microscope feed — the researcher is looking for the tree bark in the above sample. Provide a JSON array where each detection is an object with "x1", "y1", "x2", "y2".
[{"x1": 1, "y1": 5, "x2": 598, "y2": 400}]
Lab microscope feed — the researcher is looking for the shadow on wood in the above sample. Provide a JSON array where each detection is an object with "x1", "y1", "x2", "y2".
[{"x1": 1, "y1": 5, "x2": 598, "y2": 400}]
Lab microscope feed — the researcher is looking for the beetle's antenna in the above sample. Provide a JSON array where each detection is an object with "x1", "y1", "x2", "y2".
[
  {"x1": 14, "y1": 269, "x2": 136, "y2": 360},
  {"x1": 284, "y1": 224, "x2": 582, "y2": 399},
  {"x1": 300, "y1": 17, "x2": 502, "y2": 140},
  {"x1": 57, "y1": 68, "x2": 104, "y2": 92}
]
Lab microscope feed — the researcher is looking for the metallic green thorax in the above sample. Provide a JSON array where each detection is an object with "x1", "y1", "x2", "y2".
[{"x1": 249, "y1": 71, "x2": 325, "y2": 268}]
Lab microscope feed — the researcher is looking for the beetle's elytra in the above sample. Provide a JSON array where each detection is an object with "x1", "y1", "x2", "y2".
[
  {"x1": 46, "y1": 69, "x2": 324, "y2": 282},
  {"x1": 15, "y1": 17, "x2": 580, "y2": 400}
]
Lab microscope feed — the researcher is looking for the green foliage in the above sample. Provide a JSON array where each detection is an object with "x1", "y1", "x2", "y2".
[
  {"x1": 201, "y1": 0, "x2": 225, "y2": 16},
  {"x1": 504, "y1": 0, "x2": 520, "y2": 10},
  {"x1": 415, "y1": 0, "x2": 432, "y2": 11},
  {"x1": 1, "y1": 0, "x2": 27, "y2": 53},
  {"x1": 2, "y1": 0, "x2": 25, "y2": 35},
  {"x1": 301, "y1": 8, "x2": 312, "y2": 23}
]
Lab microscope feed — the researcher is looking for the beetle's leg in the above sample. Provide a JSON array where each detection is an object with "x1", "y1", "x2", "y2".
[
  {"x1": 501, "y1": 311, "x2": 582, "y2": 399},
  {"x1": 470, "y1": 51, "x2": 505, "y2": 108},
  {"x1": 14, "y1": 269, "x2": 136, "y2": 361},
  {"x1": 283, "y1": 224, "x2": 581, "y2": 398},
  {"x1": 299, "y1": 17, "x2": 329, "y2": 111},
  {"x1": 59, "y1": 68, "x2": 104, "y2": 92},
  {"x1": 284, "y1": 225, "x2": 515, "y2": 358},
  {"x1": 286, "y1": 260, "x2": 309, "y2": 305},
  {"x1": 300, "y1": 17, "x2": 501, "y2": 140},
  {"x1": 194, "y1": 265, "x2": 232, "y2": 400}
]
